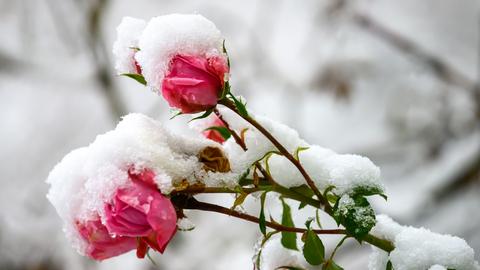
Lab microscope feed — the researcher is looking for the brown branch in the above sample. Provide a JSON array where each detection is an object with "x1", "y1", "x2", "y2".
[
  {"x1": 214, "y1": 107, "x2": 278, "y2": 186},
  {"x1": 220, "y1": 99, "x2": 332, "y2": 213},
  {"x1": 214, "y1": 108, "x2": 247, "y2": 150},
  {"x1": 172, "y1": 196, "x2": 395, "y2": 252},
  {"x1": 177, "y1": 196, "x2": 344, "y2": 234}
]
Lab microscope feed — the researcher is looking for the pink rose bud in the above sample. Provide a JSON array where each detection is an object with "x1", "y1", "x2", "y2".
[
  {"x1": 134, "y1": 59, "x2": 142, "y2": 75},
  {"x1": 202, "y1": 115, "x2": 227, "y2": 144},
  {"x1": 104, "y1": 169, "x2": 177, "y2": 258},
  {"x1": 76, "y1": 218, "x2": 137, "y2": 260},
  {"x1": 162, "y1": 54, "x2": 229, "y2": 114}
]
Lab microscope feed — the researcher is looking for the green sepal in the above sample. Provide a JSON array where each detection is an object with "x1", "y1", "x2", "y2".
[
  {"x1": 189, "y1": 108, "x2": 214, "y2": 122},
  {"x1": 120, "y1": 73, "x2": 147, "y2": 85},
  {"x1": 280, "y1": 198, "x2": 297, "y2": 250},
  {"x1": 259, "y1": 191, "x2": 267, "y2": 235},
  {"x1": 204, "y1": 126, "x2": 232, "y2": 141}
]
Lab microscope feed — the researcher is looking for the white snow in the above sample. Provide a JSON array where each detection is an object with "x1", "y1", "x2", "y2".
[
  {"x1": 213, "y1": 106, "x2": 383, "y2": 195},
  {"x1": 112, "y1": 17, "x2": 146, "y2": 74},
  {"x1": 428, "y1": 265, "x2": 447, "y2": 270},
  {"x1": 135, "y1": 14, "x2": 225, "y2": 92},
  {"x1": 46, "y1": 113, "x2": 234, "y2": 255},
  {"x1": 369, "y1": 214, "x2": 479, "y2": 270},
  {"x1": 177, "y1": 218, "x2": 195, "y2": 231},
  {"x1": 256, "y1": 235, "x2": 313, "y2": 270}
]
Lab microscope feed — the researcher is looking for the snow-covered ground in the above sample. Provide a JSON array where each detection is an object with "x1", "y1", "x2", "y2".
[{"x1": 0, "y1": 0, "x2": 478, "y2": 269}]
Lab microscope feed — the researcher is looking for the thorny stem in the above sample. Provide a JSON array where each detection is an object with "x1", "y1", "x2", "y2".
[
  {"x1": 213, "y1": 98, "x2": 395, "y2": 253},
  {"x1": 172, "y1": 182, "x2": 321, "y2": 208},
  {"x1": 214, "y1": 108, "x2": 279, "y2": 186},
  {"x1": 173, "y1": 196, "x2": 394, "y2": 253},
  {"x1": 219, "y1": 98, "x2": 332, "y2": 214},
  {"x1": 214, "y1": 108, "x2": 247, "y2": 151},
  {"x1": 175, "y1": 196, "x2": 344, "y2": 235}
]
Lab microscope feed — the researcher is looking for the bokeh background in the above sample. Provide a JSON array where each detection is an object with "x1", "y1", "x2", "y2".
[{"x1": 0, "y1": 0, "x2": 479, "y2": 269}]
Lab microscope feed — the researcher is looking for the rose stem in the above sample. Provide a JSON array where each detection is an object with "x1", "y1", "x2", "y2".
[{"x1": 219, "y1": 99, "x2": 331, "y2": 213}]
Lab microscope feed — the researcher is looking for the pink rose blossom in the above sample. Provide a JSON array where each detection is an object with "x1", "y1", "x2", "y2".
[
  {"x1": 76, "y1": 218, "x2": 137, "y2": 260},
  {"x1": 202, "y1": 115, "x2": 227, "y2": 144},
  {"x1": 134, "y1": 59, "x2": 142, "y2": 75},
  {"x1": 162, "y1": 54, "x2": 229, "y2": 113},
  {"x1": 104, "y1": 169, "x2": 177, "y2": 258}
]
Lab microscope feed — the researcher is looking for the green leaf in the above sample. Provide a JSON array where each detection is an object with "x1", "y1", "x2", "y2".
[
  {"x1": 232, "y1": 192, "x2": 249, "y2": 209},
  {"x1": 280, "y1": 199, "x2": 297, "y2": 250},
  {"x1": 323, "y1": 260, "x2": 343, "y2": 270},
  {"x1": 120, "y1": 73, "x2": 147, "y2": 85},
  {"x1": 302, "y1": 229, "x2": 325, "y2": 265},
  {"x1": 291, "y1": 185, "x2": 315, "y2": 199},
  {"x1": 305, "y1": 218, "x2": 314, "y2": 229},
  {"x1": 315, "y1": 209, "x2": 322, "y2": 228},
  {"x1": 350, "y1": 186, "x2": 387, "y2": 200},
  {"x1": 222, "y1": 39, "x2": 230, "y2": 68},
  {"x1": 259, "y1": 192, "x2": 267, "y2": 235},
  {"x1": 170, "y1": 110, "x2": 183, "y2": 120},
  {"x1": 204, "y1": 126, "x2": 232, "y2": 140},
  {"x1": 385, "y1": 261, "x2": 393, "y2": 270},
  {"x1": 332, "y1": 195, "x2": 376, "y2": 240},
  {"x1": 189, "y1": 108, "x2": 214, "y2": 122},
  {"x1": 128, "y1": 46, "x2": 140, "y2": 51},
  {"x1": 298, "y1": 202, "x2": 308, "y2": 210},
  {"x1": 229, "y1": 94, "x2": 249, "y2": 117},
  {"x1": 294, "y1": 146, "x2": 310, "y2": 160},
  {"x1": 220, "y1": 81, "x2": 231, "y2": 99}
]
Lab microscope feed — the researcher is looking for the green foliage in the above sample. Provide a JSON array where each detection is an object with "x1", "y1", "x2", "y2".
[
  {"x1": 189, "y1": 108, "x2": 214, "y2": 122},
  {"x1": 386, "y1": 261, "x2": 393, "y2": 270},
  {"x1": 169, "y1": 110, "x2": 183, "y2": 119},
  {"x1": 120, "y1": 73, "x2": 147, "y2": 85},
  {"x1": 222, "y1": 39, "x2": 230, "y2": 68},
  {"x1": 333, "y1": 195, "x2": 376, "y2": 240},
  {"x1": 228, "y1": 93, "x2": 249, "y2": 117},
  {"x1": 294, "y1": 146, "x2": 309, "y2": 160},
  {"x1": 350, "y1": 186, "x2": 387, "y2": 200},
  {"x1": 259, "y1": 192, "x2": 267, "y2": 235},
  {"x1": 322, "y1": 260, "x2": 343, "y2": 270},
  {"x1": 302, "y1": 220, "x2": 325, "y2": 265},
  {"x1": 291, "y1": 185, "x2": 315, "y2": 210},
  {"x1": 204, "y1": 126, "x2": 232, "y2": 140},
  {"x1": 280, "y1": 199, "x2": 297, "y2": 250},
  {"x1": 232, "y1": 188, "x2": 249, "y2": 209}
]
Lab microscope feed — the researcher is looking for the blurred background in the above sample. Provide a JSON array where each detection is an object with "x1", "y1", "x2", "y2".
[{"x1": 0, "y1": 0, "x2": 479, "y2": 269}]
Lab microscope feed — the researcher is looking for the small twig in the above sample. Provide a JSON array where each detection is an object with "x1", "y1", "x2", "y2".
[
  {"x1": 214, "y1": 107, "x2": 279, "y2": 186},
  {"x1": 214, "y1": 108, "x2": 247, "y2": 150},
  {"x1": 220, "y1": 99, "x2": 332, "y2": 213},
  {"x1": 178, "y1": 196, "x2": 344, "y2": 234},
  {"x1": 173, "y1": 196, "x2": 395, "y2": 252}
]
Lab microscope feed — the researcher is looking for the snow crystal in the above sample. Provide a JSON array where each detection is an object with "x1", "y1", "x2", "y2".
[
  {"x1": 256, "y1": 235, "x2": 312, "y2": 270},
  {"x1": 135, "y1": 14, "x2": 224, "y2": 91},
  {"x1": 428, "y1": 265, "x2": 447, "y2": 270},
  {"x1": 391, "y1": 227, "x2": 477, "y2": 270},
  {"x1": 46, "y1": 113, "x2": 234, "y2": 255},
  {"x1": 320, "y1": 154, "x2": 382, "y2": 195},
  {"x1": 369, "y1": 214, "x2": 479, "y2": 270},
  {"x1": 211, "y1": 107, "x2": 383, "y2": 195},
  {"x1": 216, "y1": 107, "x2": 308, "y2": 177},
  {"x1": 112, "y1": 17, "x2": 146, "y2": 74},
  {"x1": 370, "y1": 215, "x2": 404, "y2": 242},
  {"x1": 177, "y1": 218, "x2": 195, "y2": 231}
]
